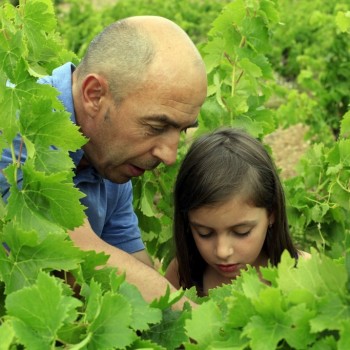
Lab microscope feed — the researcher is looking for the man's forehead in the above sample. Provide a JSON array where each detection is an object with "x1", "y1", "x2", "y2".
[{"x1": 143, "y1": 114, "x2": 198, "y2": 129}]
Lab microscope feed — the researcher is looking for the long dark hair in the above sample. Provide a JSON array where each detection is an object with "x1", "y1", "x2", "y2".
[{"x1": 173, "y1": 127, "x2": 298, "y2": 290}]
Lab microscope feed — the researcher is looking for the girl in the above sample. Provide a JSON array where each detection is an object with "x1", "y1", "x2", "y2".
[{"x1": 165, "y1": 127, "x2": 310, "y2": 296}]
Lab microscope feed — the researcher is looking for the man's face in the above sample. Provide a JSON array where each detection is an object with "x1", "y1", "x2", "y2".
[{"x1": 81, "y1": 69, "x2": 207, "y2": 183}]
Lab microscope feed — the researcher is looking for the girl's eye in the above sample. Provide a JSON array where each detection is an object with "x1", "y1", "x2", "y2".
[
  {"x1": 195, "y1": 230, "x2": 213, "y2": 239},
  {"x1": 198, "y1": 233, "x2": 212, "y2": 239},
  {"x1": 234, "y1": 230, "x2": 251, "y2": 238}
]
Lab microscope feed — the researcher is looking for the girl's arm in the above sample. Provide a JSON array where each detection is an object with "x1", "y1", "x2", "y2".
[{"x1": 165, "y1": 258, "x2": 181, "y2": 289}]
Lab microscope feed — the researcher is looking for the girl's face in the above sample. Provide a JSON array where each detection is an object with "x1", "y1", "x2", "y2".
[{"x1": 188, "y1": 194, "x2": 273, "y2": 282}]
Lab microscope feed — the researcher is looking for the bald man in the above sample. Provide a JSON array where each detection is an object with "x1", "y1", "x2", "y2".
[{"x1": 40, "y1": 16, "x2": 206, "y2": 306}]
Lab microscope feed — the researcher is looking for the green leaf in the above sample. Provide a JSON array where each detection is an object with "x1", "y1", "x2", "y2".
[
  {"x1": 0, "y1": 222, "x2": 83, "y2": 293},
  {"x1": 140, "y1": 181, "x2": 157, "y2": 217},
  {"x1": 5, "y1": 162, "x2": 86, "y2": 232},
  {"x1": 244, "y1": 315, "x2": 290, "y2": 350},
  {"x1": 260, "y1": 0, "x2": 280, "y2": 24},
  {"x1": 284, "y1": 304, "x2": 316, "y2": 348},
  {"x1": 339, "y1": 320, "x2": 350, "y2": 350},
  {"x1": 203, "y1": 37, "x2": 225, "y2": 74},
  {"x1": 240, "y1": 266, "x2": 268, "y2": 300},
  {"x1": 336, "y1": 11, "x2": 350, "y2": 33},
  {"x1": 127, "y1": 338, "x2": 166, "y2": 350},
  {"x1": 142, "y1": 308, "x2": 190, "y2": 349},
  {"x1": 5, "y1": 272, "x2": 82, "y2": 348},
  {"x1": 21, "y1": 0, "x2": 57, "y2": 61},
  {"x1": 119, "y1": 282, "x2": 162, "y2": 331},
  {"x1": 150, "y1": 285, "x2": 185, "y2": 311},
  {"x1": 80, "y1": 279, "x2": 104, "y2": 323},
  {"x1": 20, "y1": 98, "x2": 86, "y2": 152},
  {"x1": 338, "y1": 139, "x2": 350, "y2": 166},
  {"x1": 0, "y1": 321, "x2": 15, "y2": 350},
  {"x1": 210, "y1": 0, "x2": 246, "y2": 35},
  {"x1": 310, "y1": 293, "x2": 350, "y2": 333},
  {"x1": 87, "y1": 292, "x2": 136, "y2": 350},
  {"x1": 340, "y1": 111, "x2": 350, "y2": 138},
  {"x1": 0, "y1": 87, "x2": 20, "y2": 141},
  {"x1": 225, "y1": 292, "x2": 256, "y2": 328},
  {"x1": 33, "y1": 146, "x2": 76, "y2": 173},
  {"x1": 239, "y1": 57, "x2": 263, "y2": 77},
  {"x1": 185, "y1": 300, "x2": 225, "y2": 346},
  {"x1": 277, "y1": 251, "x2": 347, "y2": 297}
]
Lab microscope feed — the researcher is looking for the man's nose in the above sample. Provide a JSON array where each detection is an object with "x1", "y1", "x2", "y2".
[{"x1": 151, "y1": 132, "x2": 180, "y2": 166}]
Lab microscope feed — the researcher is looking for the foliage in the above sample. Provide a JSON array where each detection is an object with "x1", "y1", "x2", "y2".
[
  {"x1": 268, "y1": 0, "x2": 350, "y2": 136},
  {"x1": 285, "y1": 110, "x2": 350, "y2": 257},
  {"x1": 134, "y1": 0, "x2": 283, "y2": 268},
  {"x1": 55, "y1": 0, "x2": 231, "y2": 56},
  {"x1": 185, "y1": 251, "x2": 350, "y2": 349},
  {"x1": 0, "y1": 0, "x2": 350, "y2": 348},
  {"x1": 0, "y1": 1, "x2": 190, "y2": 349}
]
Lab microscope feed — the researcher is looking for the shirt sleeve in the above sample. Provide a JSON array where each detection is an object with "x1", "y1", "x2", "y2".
[{"x1": 101, "y1": 180, "x2": 145, "y2": 253}]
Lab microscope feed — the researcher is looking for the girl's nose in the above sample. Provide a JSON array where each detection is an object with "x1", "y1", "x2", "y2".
[{"x1": 215, "y1": 235, "x2": 234, "y2": 260}]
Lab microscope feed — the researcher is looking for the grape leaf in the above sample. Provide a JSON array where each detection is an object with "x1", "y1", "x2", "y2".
[
  {"x1": 141, "y1": 308, "x2": 190, "y2": 349},
  {"x1": 340, "y1": 111, "x2": 350, "y2": 138},
  {"x1": 5, "y1": 162, "x2": 86, "y2": 231},
  {"x1": 150, "y1": 285, "x2": 185, "y2": 310},
  {"x1": 119, "y1": 282, "x2": 162, "y2": 331},
  {"x1": 87, "y1": 292, "x2": 136, "y2": 350},
  {"x1": 0, "y1": 320, "x2": 15, "y2": 350},
  {"x1": 185, "y1": 300, "x2": 226, "y2": 346},
  {"x1": 336, "y1": 11, "x2": 350, "y2": 32},
  {"x1": 310, "y1": 293, "x2": 350, "y2": 333},
  {"x1": 339, "y1": 320, "x2": 350, "y2": 350},
  {"x1": 21, "y1": 0, "x2": 57, "y2": 60},
  {"x1": 20, "y1": 98, "x2": 86, "y2": 152},
  {"x1": 127, "y1": 338, "x2": 166, "y2": 350},
  {"x1": 284, "y1": 303, "x2": 316, "y2": 349},
  {"x1": 5, "y1": 272, "x2": 82, "y2": 348},
  {"x1": 277, "y1": 251, "x2": 346, "y2": 296},
  {"x1": 0, "y1": 222, "x2": 83, "y2": 293},
  {"x1": 140, "y1": 181, "x2": 157, "y2": 217}
]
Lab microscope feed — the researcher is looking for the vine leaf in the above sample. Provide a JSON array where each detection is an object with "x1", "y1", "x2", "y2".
[
  {"x1": 0, "y1": 222, "x2": 83, "y2": 294},
  {"x1": 185, "y1": 300, "x2": 224, "y2": 346},
  {"x1": 5, "y1": 162, "x2": 86, "y2": 233},
  {"x1": 5, "y1": 271, "x2": 82, "y2": 349},
  {"x1": 119, "y1": 282, "x2": 162, "y2": 331},
  {"x1": 87, "y1": 292, "x2": 136, "y2": 350}
]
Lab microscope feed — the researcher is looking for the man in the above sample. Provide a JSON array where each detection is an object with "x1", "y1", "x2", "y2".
[{"x1": 1, "y1": 16, "x2": 207, "y2": 306}]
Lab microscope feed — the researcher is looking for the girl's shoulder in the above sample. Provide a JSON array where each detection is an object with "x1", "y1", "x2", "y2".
[
  {"x1": 164, "y1": 258, "x2": 181, "y2": 289},
  {"x1": 298, "y1": 250, "x2": 312, "y2": 260}
]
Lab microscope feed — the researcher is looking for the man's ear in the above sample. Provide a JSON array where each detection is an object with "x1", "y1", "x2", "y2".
[{"x1": 81, "y1": 74, "x2": 108, "y2": 115}]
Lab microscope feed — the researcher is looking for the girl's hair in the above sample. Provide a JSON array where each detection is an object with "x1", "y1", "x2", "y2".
[{"x1": 173, "y1": 127, "x2": 298, "y2": 290}]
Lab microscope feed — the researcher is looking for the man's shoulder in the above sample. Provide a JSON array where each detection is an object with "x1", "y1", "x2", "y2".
[{"x1": 38, "y1": 62, "x2": 75, "y2": 85}]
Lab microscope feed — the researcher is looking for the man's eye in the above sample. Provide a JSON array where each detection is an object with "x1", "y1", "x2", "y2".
[{"x1": 149, "y1": 125, "x2": 166, "y2": 134}]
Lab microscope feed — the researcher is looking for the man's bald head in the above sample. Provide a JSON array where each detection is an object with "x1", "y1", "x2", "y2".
[{"x1": 75, "y1": 16, "x2": 206, "y2": 103}]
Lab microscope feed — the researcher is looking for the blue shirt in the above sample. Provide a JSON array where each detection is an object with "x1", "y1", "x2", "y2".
[{"x1": 1, "y1": 62, "x2": 144, "y2": 253}]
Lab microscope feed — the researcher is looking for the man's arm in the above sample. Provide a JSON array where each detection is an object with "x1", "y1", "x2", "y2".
[
  {"x1": 69, "y1": 219, "x2": 193, "y2": 310},
  {"x1": 131, "y1": 249, "x2": 153, "y2": 267}
]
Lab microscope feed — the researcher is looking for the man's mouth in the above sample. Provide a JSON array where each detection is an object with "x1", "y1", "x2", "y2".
[{"x1": 129, "y1": 164, "x2": 146, "y2": 177}]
